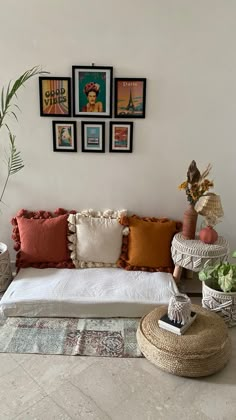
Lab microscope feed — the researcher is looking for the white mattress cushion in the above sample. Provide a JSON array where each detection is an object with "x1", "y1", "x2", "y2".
[{"x1": 0, "y1": 267, "x2": 178, "y2": 318}]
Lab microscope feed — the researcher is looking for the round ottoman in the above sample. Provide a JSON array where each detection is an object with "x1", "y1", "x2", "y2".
[{"x1": 137, "y1": 304, "x2": 231, "y2": 377}]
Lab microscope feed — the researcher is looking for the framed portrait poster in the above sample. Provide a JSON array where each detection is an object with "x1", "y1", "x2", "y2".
[
  {"x1": 39, "y1": 77, "x2": 71, "y2": 117},
  {"x1": 72, "y1": 66, "x2": 113, "y2": 118},
  {"x1": 109, "y1": 122, "x2": 133, "y2": 153},
  {"x1": 52, "y1": 121, "x2": 77, "y2": 152},
  {"x1": 114, "y1": 78, "x2": 146, "y2": 118},
  {"x1": 81, "y1": 121, "x2": 105, "y2": 153}
]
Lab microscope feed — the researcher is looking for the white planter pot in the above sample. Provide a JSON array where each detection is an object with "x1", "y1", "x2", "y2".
[
  {"x1": 0, "y1": 242, "x2": 12, "y2": 292},
  {"x1": 202, "y1": 281, "x2": 236, "y2": 327}
]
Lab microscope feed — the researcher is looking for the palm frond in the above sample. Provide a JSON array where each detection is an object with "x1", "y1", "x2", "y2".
[
  {"x1": 0, "y1": 65, "x2": 48, "y2": 205},
  {"x1": 0, "y1": 65, "x2": 49, "y2": 130},
  {"x1": 7, "y1": 132, "x2": 24, "y2": 176}
]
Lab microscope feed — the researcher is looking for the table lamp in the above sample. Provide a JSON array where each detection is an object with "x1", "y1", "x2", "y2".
[{"x1": 194, "y1": 193, "x2": 224, "y2": 244}]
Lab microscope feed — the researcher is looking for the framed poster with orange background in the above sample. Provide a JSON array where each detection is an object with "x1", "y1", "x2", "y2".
[
  {"x1": 39, "y1": 77, "x2": 71, "y2": 117},
  {"x1": 109, "y1": 122, "x2": 133, "y2": 153},
  {"x1": 114, "y1": 78, "x2": 146, "y2": 118}
]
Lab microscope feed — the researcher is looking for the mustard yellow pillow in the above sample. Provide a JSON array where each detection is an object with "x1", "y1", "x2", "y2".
[{"x1": 117, "y1": 215, "x2": 181, "y2": 272}]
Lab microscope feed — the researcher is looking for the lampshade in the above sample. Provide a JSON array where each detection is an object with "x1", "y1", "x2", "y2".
[{"x1": 194, "y1": 193, "x2": 224, "y2": 226}]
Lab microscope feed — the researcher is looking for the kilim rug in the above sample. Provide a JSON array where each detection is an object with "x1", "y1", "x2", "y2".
[{"x1": 0, "y1": 317, "x2": 143, "y2": 357}]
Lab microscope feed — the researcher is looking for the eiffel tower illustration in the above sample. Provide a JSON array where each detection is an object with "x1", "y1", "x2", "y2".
[{"x1": 126, "y1": 88, "x2": 135, "y2": 112}]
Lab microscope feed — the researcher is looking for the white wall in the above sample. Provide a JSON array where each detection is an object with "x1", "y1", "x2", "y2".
[{"x1": 0, "y1": 0, "x2": 236, "y2": 259}]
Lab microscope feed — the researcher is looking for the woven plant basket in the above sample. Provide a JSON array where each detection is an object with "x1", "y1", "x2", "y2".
[
  {"x1": 202, "y1": 282, "x2": 236, "y2": 327},
  {"x1": 0, "y1": 243, "x2": 12, "y2": 292}
]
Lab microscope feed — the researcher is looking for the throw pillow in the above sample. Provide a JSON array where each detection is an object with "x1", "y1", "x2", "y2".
[
  {"x1": 68, "y1": 209, "x2": 128, "y2": 268},
  {"x1": 12, "y1": 208, "x2": 75, "y2": 269},
  {"x1": 117, "y1": 215, "x2": 182, "y2": 272}
]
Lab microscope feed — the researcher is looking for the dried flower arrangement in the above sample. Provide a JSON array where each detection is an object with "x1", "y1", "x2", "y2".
[{"x1": 178, "y1": 160, "x2": 214, "y2": 206}]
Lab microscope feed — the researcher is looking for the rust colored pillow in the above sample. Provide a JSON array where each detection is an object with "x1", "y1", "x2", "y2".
[
  {"x1": 11, "y1": 208, "x2": 75, "y2": 269},
  {"x1": 117, "y1": 215, "x2": 181, "y2": 272},
  {"x1": 16, "y1": 215, "x2": 69, "y2": 263}
]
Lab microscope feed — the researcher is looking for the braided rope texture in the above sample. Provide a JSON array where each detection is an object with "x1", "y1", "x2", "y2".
[{"x1": 137, "y1": 304, "x2": 231, "y2": 377}]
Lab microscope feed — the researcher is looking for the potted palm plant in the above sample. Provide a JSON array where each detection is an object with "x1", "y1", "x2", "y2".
[
  {"x1": 199, "y1": 251, "x2": 236, "y2": 327},
  {"x1": 0, "y1": 66, "x2": 47, "y2": 291}
]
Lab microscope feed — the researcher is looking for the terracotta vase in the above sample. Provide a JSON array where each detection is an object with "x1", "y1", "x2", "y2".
[
  {"x1": 182, "y1": 205, "x2": 198, "y2": 240},
  {"x1": 199, "y1": 226, "x2": 218, "y2": 244}
]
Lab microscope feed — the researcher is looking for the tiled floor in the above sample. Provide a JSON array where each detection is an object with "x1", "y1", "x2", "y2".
[{"x1": 0, "y1": 317, "x2": 235, "y2": 419}]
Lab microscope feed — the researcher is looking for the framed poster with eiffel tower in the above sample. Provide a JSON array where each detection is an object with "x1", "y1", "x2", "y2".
[{"x1": 114, "y1": 78, "x2": 146, "y2": 118}]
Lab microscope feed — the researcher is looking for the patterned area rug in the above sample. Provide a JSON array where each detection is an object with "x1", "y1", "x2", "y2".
[{"x1": 0, "y1": 317, "x2": 143, "y2": 357}]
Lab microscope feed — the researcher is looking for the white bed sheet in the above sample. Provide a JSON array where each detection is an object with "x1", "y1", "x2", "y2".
[{"x1": 0, "y1": 267, "x2": 178, "y2": 318}]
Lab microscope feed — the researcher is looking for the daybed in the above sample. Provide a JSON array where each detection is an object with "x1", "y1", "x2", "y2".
[{"x1": 0, "y1": 208, "x2": 181, "y2": 318}]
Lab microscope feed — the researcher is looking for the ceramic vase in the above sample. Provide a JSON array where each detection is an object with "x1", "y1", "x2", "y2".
[
  {"x1": 199, "y1": 226, "x2": 218, "y2": 244},
  {"x1": 182, "y1": 205, "x2": 198, "y2": 240}
]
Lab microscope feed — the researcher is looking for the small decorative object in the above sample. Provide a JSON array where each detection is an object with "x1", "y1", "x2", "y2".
[
  {"x1": 178, "y1": 160, "x2": 214, "y2": 239},
  {"x1": 195, "y1": 193, "x2": 224, "y2": 244},
  {"x1": 168, "y1": 293, "x2": 192, "y2": 325},
  {"x1": 39, "y1": 77, "x2": 71, "y2": 117},
  {"x1": 199, "y1": 226, "x2": 218, "y2": 244},
  {"x1": 109, "y1": 122, "x2": 133, "y2": 153},
  {"x1": 81, "y1": 121, "x2": 105, "y2": 153},
  {"x1": 72, "y1": 65, "x2": 113, "y2": 118},
  {"x1": 52, "y1": 121, "x2": 77, "y2": 152},
  {"x1": 199, "y1": 250, "x2": 236, "y2": 326},
  {"x1": 114, "y1": 78, "x2": 146, "y2": 118}
]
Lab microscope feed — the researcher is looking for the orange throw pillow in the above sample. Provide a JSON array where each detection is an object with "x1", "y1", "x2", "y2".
[
  {"x1": 16, "y1": 214, "x2": 69, "y2": 263},
  {"x1": 117, "y1": 215, "x2": 181, "y2": 272}
]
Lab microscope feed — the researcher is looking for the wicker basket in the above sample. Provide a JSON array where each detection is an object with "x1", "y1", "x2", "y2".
[
  {"x1": 0, "y1": 242, "x2": 12, "y2": 292},
  {"x1": 202, "y1": 281, "x2": 236, "y2": 327}
]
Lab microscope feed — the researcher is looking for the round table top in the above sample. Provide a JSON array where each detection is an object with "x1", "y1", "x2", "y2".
[
  {"x1": 140, "y1": 304, "x2": 228, "y2": 355},
  {"x1": 171, "y1": 233, "x2": 229, "y2": 259}
]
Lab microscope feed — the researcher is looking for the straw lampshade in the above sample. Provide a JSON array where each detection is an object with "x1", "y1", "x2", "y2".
[{"x1": 194, "y1": 193, "x2": 224, "y2": 227}]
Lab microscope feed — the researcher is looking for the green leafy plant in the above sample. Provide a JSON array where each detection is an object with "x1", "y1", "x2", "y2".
[
  {"x1": 199, "y1": 251, "x2": 236, "y2": 293},
  {"x1": 0, "y1": 66, "x2": 47, "y2": 205}
]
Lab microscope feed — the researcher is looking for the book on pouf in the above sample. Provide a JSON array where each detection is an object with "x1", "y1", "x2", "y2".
[{"x1": 158, "y1": 311, "x2": 197, "y2": 335}]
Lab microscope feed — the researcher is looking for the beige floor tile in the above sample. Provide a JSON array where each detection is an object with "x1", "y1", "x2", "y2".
[
  {"x1": 0, "y1": 353, "x2": 19, "y2": 377},
  {"x1": 14, "y1": 396, "x2": 72, "y2": 420},
  {"x1": 163, "y1": 372, "x2": 236, "y2": 420},
  {"x1": 111, "y1": 390, "x2": 210, "y2": 420},
  {"x1": 49, "y1": 381, "x2": 110, "y2": 419},
  {"x1": 69, "y1": 359, "x2": 137, "y2": 416},
  {"x1": 21, "y1": 354, "x2": 93, "y2": 393},
  {"x1": 0, "y1": 365, "x2": 46, "y2": 418},
  {"x1": 69, "y1": 357, "x2": 186, "y2": 418},
  {"x1": 11, "y1": 353, "x2": 35, "y2": 365}
]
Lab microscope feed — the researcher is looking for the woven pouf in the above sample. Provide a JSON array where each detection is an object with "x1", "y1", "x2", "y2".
[{"x1": 137, "y1": 304, "x2": 231, "y2": 377}]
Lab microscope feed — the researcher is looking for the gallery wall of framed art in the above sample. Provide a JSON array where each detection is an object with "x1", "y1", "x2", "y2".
[{"x1": 39, "y1": 64, "x2": 147, "y2": 153}]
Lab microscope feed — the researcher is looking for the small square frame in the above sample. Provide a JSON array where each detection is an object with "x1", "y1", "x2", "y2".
[
  {"x1": 109, "y1": 122, "x2": 133, "y2": 153},
  {"x1": 114, "y1": 78, "x2": 146, "y2": 118},
  {"x1": 81, "y1": 121, "x2": 105, "y2": 153},
  {"x1": 52, "y1": 121, "x2": 77, "y2": 152},
  {"x1": 39, "y1": 77, "x2": 71, "y2": 117}
]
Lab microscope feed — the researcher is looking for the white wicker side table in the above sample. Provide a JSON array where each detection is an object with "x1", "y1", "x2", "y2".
[{"x1": 171, "y1": 233, "x2": 229, "y2": 283}]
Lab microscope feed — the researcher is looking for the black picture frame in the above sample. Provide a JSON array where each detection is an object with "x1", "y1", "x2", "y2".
[
  {"x1": 81, "y1": 121, "x2": 105, "y2": 153},
  {"x1": 114, "y1": 78, "x2": 146, "y2": 118},
  {"x1": 109, "y1": 121, "x2": 133, "y2": 153},
  {"x1": 52, "y1": 121, "x2": 77, "y2": 152},
  {"x1": 39, "y1": 77, "x2": 71, "y2": 117},
  {"x1": 72, "y1": 65, "x2": 113, "y2": 118}
]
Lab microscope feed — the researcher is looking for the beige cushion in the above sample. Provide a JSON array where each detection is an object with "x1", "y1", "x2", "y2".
[{"x1": 68, "y1": 209, "x2": 128, "y2": 268}]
